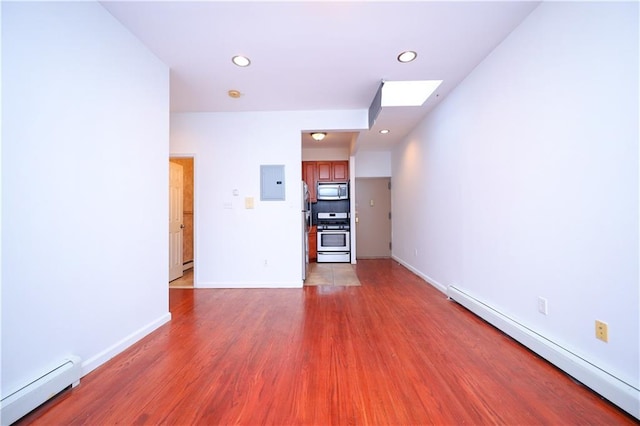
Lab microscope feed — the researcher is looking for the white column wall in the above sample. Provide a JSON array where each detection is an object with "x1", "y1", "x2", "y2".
[{"x1": 1, "y1": 1, "x2": 170, "y2": 395}]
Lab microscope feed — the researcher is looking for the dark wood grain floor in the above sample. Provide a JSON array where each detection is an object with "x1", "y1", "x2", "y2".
[{"x1": 18, "y1": 259, "x2": 636, "y2": 425}]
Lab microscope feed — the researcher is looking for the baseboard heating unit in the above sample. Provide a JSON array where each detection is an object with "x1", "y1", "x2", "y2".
[
  {"x1": 1, "y1": 355, "x2": 82, "y2": 425},
  {"x1": 447, "y1": 286, "x2": 639, "y2": 420}
]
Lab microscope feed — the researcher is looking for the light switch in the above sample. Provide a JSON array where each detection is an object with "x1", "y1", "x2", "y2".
[
  {"x1": 245, "y1": 197, "x2": 254, "y2": 209},
  {"x1": 370, "y1": 199, "x2": 375, "y2": 207}
]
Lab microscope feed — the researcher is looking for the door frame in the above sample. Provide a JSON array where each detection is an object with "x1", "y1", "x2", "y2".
[
  {"x1": 169, "y1": 154, "x2": 196, "y2": 286},
  {"x1": 354, "y1": 176, "x2": 392, "y2": 259}
]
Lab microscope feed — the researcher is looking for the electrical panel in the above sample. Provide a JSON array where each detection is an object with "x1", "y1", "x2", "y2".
[{"x1": 260, "y1": 165, "x2": 285, "y2": 201}]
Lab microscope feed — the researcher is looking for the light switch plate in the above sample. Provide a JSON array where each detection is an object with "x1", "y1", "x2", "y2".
[{"x1": 245, "y1": 197, "x2": 254, "y2": 209}]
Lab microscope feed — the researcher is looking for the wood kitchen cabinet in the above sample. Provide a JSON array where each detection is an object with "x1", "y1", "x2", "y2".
[
  {"x1": 309, "y1": 226, "x2": 317, "y2": 261},
  {"x1": 317, "y1": 162, "x2": 332, "y2": 181},
  {"x1": 303, "y1": 160, "x2": 349, "y2": 202},
  {"x1": 331, "y1": 161, "x2": 349, "y2": 181},
  {"x1": 315, "y1": 161, "x2": 349, "y2": 182},
  {"x1": 302, "y1": 162, "x2": 317, "y2": 202}
]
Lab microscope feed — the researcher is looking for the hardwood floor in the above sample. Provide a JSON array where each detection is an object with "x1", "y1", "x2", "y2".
[{"x1": 18, "y1": 259, "x2": 635, "y2": 425}]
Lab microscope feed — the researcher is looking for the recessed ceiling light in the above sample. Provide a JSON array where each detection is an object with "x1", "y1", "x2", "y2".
[
  {"x1": 379, "y1": 129, "x2": 390, "y2": 134},
  {"x1": 311, "y1": 132, "x2": 326, "y2": 141},
  {"x1": 228, "y1": 89, "x2": 241, "y2": 98},
  {"x1": 381, "y1": 80, "x2": 443, "y2": 107},
  {"x1": 232, "y1": 55, "x2": 251, "y2": 67},
  {"x1": 397, "y1": 51, "x2": 417, "y2": 63}
]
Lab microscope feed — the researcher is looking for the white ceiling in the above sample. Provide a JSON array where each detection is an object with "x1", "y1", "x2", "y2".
[{"x1": 102, "y1": 1, "x2": 539, "y2": 152}]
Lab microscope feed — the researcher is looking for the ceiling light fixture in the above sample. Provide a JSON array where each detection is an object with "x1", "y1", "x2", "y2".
[
  {"x1": 397, "y1": 50, "x2": 417, "y2": 63},
  {"x1": 232, "y1": 55, "x2": 251, "y2": 67},
  {"x1": 228, "y1": 89, "x2": 241, "y2": 98},
  {"x1": 311, "y1": 132, "x2": 326, "y2": 141},
  {"x1": 379, "y1": 129, "x2": 390, "y2": 134}
]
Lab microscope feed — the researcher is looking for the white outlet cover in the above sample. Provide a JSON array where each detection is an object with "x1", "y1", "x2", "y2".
[{"x1": 538, "y1": 297, "x2": 548, "y2": 315}]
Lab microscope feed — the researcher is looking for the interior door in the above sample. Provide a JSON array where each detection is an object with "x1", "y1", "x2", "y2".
[
  {"x1": 169, "y1": 162, "x2": 184, "y2": 282},
  {"x1": 355, "y1": 177, "x2": 391, "y2": 258}
]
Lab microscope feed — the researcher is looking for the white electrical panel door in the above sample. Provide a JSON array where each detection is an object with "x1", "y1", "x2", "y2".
[{"x1": 260, "y1": 165, "x2": 285, "y2": 201}]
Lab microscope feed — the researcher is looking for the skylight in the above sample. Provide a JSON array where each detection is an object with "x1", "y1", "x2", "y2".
[{"x1": 381, "y1": 80, "x2": 442, "y2": 107}]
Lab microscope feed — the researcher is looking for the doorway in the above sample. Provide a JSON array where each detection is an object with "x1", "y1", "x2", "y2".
[
  {"x1": 355, "y1": 177, "x2": 391, "y2": 258},
  {"x1": 169, "y1": 157, "x2": 195, "y2": 287}
]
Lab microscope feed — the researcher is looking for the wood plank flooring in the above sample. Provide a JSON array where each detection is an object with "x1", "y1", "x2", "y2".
[{"x1": 18, "y1": 259, "x2": 636, "y2": 425}]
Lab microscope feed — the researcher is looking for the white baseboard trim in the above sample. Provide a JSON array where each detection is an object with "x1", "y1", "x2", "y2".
[
  {"x1": 391, "y1": 255, "x2": 448, "y2": 294},
  {"x1": 81, "y1": 312, "x2": 172, "y2": 377},
  {"x1": 448, "y1": 285, "x2": 639, "y2": 420},
  {"x1": 182, "y1": 261, "x2": 194, "y2": 272}
]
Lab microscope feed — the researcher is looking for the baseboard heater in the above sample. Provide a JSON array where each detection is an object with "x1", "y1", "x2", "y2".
[
  {"x1": 447, "y1": 286, "x2": 640, "y2": 420},
  {"x1": 1, "y1": 356, "x2": 82, "y2": 426}
]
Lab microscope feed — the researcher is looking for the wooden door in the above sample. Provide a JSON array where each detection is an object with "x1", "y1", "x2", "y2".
[
  {"x1": 169, "y1": 162, "x2": 184, "y2": 282},
  {"x1": 355, "y1": 177, "x2": 391, "y2": 258}
]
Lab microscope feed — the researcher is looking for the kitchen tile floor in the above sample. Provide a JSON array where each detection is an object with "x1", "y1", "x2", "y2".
[{"x1": 304, "y1": 263, "x2": 361, "y2": 286}]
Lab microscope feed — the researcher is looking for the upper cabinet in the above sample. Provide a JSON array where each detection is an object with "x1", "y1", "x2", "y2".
[
  {"x1": 303, "y1": 160, "x2": 349, "y2": 203},
  {"x1": 302, "y1": 162, "x2": 318, "y2": 202},
  {"x1": 317, "y1": 162, "x2": 332, "y2": 181},
  {"x1": 331, "y1": 161, "x2": 349, "y2": 181},
  {"x1": 316, "y1": 161, "x2": 349, "y2": 182}
]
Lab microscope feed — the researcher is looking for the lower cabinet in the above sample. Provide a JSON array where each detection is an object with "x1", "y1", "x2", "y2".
[{"x1": 309, "y1": 226, "x2": 317, "y2": 261}]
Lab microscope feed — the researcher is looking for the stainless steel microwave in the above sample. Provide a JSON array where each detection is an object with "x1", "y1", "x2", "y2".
[{"x1": 317, "y1": 182, "x2": 349, "y2": 200}]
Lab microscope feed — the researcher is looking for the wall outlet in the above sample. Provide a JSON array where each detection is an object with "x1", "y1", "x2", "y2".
[
  {"x1": 595, "y1": 320, "x2": 609, "y2": 342},
  {"x1": 537, "y1": 297, "x2": 548, "y2": 315}
]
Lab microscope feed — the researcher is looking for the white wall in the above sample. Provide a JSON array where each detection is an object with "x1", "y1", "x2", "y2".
[
  {"x1": 302, "y1": 147, "x2": 350, "y2": 161},
  {"x1": 392, "y1": 0, "x2": 638, "y2": 407},
  {"x1": 1, "y1": 1, "x2": 170, "y2": 397},
  {"x1": 354, "y1": 151, "x2": 391, "y2": 177},
  {"x1": 171, "y1": 110, "x2": 367, "y2": 288}
]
